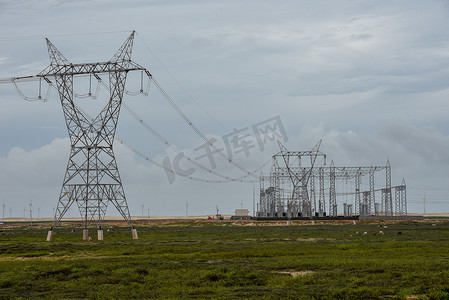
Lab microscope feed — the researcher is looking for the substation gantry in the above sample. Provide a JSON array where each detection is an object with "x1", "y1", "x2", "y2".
[
  {"x1": 257, "y1": 141, "x2": 407, "y2": 219},
  {"x1": 4, "y1": 32, "x2": 152, "y2": 240}
]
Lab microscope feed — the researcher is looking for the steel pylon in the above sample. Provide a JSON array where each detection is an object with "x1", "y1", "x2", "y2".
[{"x1": 40, "y1": 32, "x2": 150, "y2": 240}]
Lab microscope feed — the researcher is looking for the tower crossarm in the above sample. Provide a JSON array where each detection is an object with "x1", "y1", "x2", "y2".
[
  {"x1": 271, "y1": 166, "x2": 387, "y2": 179},
  {"x1": 37, "y1": 60, "x2": 149, "y2": 77}
]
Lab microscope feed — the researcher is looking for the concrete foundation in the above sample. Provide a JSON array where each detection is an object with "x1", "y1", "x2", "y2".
[
  {"x1": 132, "y1": 228, "x2": 138, "y2": 239},
  {"x1": 98, "y1": 230, "x2": 104, "y2": 241},
  {"x1": 83, "y1": 229, "x2": 89, "y2": 240},
  {"x1": 46, "y1": 230, "x2": 53, "y2": 241}
]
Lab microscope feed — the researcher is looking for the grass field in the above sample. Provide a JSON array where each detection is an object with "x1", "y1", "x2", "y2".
[{"x1": 0, "y1": 220, "x2": 448, "y2": 299}]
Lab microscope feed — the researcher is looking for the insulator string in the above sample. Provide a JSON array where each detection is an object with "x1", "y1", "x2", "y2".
[
  {"x1": 11, "y1": 77, "x2": 52, "y2": 102},
  {"x1": 73, "y1": 76, "x2": 101, "y2": 99}
]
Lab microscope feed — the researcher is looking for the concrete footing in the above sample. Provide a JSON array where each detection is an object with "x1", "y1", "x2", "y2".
[
  {"x1": 46, "y1": 230, "x2": 53, "y2": 241},
  {"x1": 83, "y1": 229, "x2": 89, "y2": 240},
  {"x1": 98, "y1": 230, "x2": 104, "y2": 241},
  {"x1": 132, "y1": 228, "x2": 138, "y2": 239}
]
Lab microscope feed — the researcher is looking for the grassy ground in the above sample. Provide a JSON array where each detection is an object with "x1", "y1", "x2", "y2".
[{"x1": 0, "y1": 220, "x2": 448, "y2": 299}]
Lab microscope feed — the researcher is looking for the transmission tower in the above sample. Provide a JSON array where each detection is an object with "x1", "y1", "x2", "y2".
[{"x1": 38, "y1": 32, "x2": 150, "y2": 241}]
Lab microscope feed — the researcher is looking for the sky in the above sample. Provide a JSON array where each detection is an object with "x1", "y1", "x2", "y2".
[{"x1": 0, "y1": 0, "x2": 449, "y2": 218}]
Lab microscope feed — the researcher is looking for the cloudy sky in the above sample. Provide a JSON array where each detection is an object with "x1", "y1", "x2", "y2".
[{"x1": 1, "y1": 0, "x2": 449, "y2": 218}]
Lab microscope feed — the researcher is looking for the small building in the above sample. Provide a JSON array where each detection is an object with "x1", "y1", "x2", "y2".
[
  {"x1": 231, "y1": 209, "x2": 251, "y2": 220},
  {"x1": 235, "y1": 209, "x2": 249, "y2": 216}
]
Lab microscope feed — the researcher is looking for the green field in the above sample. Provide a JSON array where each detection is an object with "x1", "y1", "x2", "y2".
[{"x1": 0, "y1": 220, "x2": 448, "y2": 299}]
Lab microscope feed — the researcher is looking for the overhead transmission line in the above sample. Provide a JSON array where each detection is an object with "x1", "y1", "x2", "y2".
[
  {"x1": 70, "y1": 77, "x2": 267, "y2": 183},
  {"x1": 122, "y1": 102, "x2": 267, "y2": 183},
  {"x1": 0, "y1": 32, "x2": 268, "y2": 181},
  {"x1": 73, "y1": 99, "x2": 266, "y2": 184},
  {"x1": 2, "y1": 74, "x2": 268, "y2": 183},
  {"x1": 150, "y1": 77, "x2": 260, "y2": 179},
  {"x1": 0, "y1": 74, "x2": 267, "y2": 183},
  {"x1": 91, "y1": 70, "x2": 263, "y2": 180},
  {"x1": 0, "y1": 30, "x2": 133, "y2": 42}
]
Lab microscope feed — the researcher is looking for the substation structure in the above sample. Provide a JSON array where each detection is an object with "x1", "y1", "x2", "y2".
[
  {"x1": 257, "y1": 142, "x2": 407, "y2": 220},
  {"x1": 36, "y1": 32, "x2": 151, "y2": 240}
]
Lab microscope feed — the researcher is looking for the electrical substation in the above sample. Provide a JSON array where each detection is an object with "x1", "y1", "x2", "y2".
[{"x1": 257, "y1": 141, "x2": 408, "y2": 220}]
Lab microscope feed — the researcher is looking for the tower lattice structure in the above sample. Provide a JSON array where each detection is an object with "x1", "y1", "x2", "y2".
[{"x1": 40, "y1": 32, "x2": 150, "y2": 240}]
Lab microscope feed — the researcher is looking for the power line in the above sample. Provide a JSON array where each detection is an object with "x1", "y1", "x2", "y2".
[
  {"x1": 151, "y1": 77, "x2": 259, "y2": 179},
  {"x1": 91, "y1": 72, "x2": 267, "y2": 182},
  {"x1": 122, "y1": 103, "x2": 269, "y2": 183},
  {"x1": 116, "y1": 136, "x2": 265, "y2": 184},
  {"x1": 73, "y1": 97, "x2": 266, "y2": 184},
  {"x1": 408, "y1": 187, "x2": 449, "y2": 191},
  {"x1": 0, "y1": 30, "x2": 133, "y2": 42},
  {"x1": 1, "y1": 31, "x2": 266, "y2": 182}
]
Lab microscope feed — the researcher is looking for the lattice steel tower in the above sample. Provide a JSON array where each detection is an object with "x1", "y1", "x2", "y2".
[{"x1": 42, "y1": 32, "x2": 150, "y2": 241}]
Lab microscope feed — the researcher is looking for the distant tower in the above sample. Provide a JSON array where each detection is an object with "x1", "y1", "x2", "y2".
[{"x1": 41, "y1": 32, "x2": 150, "y2": 241}]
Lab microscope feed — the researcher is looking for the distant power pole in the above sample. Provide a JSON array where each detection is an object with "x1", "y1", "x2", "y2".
[
  {"x1": 423, "y1": 195, "x2": 426, "y2": 215},
  {"x1": 185, "y1": 202, "x2": 189, "y2": 217},
  {"x1": 142, "y1": 204, "x2": 144, "y2": 217},
  {"x1": 29, "y1": 203, "x2": 33, "y2": 226},
  {"x1": 253, "y1": 186, "x2": 255, "y2": 218}
]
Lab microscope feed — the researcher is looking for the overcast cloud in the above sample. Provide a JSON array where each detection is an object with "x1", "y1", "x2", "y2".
[{"x1": 1, "y1": 0, "x2": 449, "y2": 217}]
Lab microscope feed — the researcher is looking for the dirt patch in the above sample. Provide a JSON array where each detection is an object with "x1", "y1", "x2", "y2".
[
  {"x1": 276, "y1": 270, "x2": 314, "y2": 277},
  {"x1": 295, "y1": 237, "x2": 335, "y2": 242}
]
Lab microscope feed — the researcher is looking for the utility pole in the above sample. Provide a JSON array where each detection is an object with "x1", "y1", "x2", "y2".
[
  {"x1": 29, "y1": 202, "x2": 32, "y2": 226},
  {"x1": 253, "y1": 186, "x2": 255, "y2": 218},
  {"x1": 186, "y1": 202, "x2": 189, "y2": 217},
  {"x1": 423, "y1": 195, "x2": 426, "y2": 215}
]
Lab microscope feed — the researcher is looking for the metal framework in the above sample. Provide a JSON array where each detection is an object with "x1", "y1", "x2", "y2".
[
  {"x1": 41, "y1": 32, "x2": 151, "y2": 240},
  {"x1": 258, "y1": 142, "x2": 407, "y2": 219}
]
